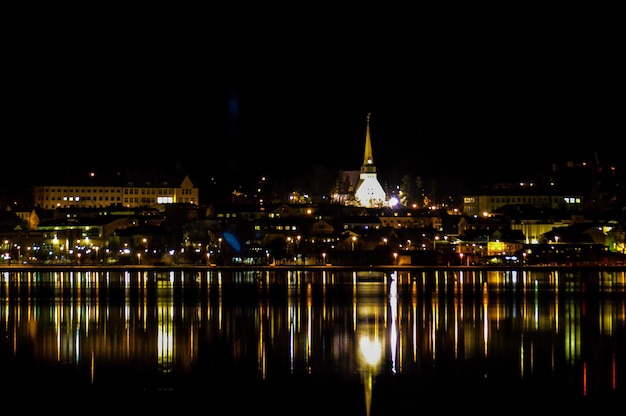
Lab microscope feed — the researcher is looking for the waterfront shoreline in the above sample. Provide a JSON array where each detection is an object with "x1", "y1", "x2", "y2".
[{"x1": 2, "y1": 263, "x2": 625, "y2": 272}]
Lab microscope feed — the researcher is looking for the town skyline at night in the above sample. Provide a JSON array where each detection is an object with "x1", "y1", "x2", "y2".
[{"x1": 5, "y1": 12, "x2": 622, "y2": 197}]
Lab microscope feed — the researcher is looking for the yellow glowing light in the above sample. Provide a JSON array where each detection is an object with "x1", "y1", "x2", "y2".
[{"x1": 359, "y1": 336, "x2": 382, "y2": 367}]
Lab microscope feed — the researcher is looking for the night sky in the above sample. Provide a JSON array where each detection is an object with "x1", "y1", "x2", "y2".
[{"x1": 3, "y1": 11, "x2": 623, "y2": 199}]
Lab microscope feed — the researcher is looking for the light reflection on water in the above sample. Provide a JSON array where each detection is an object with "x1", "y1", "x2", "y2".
[{"x1": 0, "y1": 268, "x2": 624, "y2": 415}]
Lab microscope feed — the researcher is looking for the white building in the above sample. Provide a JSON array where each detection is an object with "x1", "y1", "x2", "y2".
[{"x1": 354, "y1": 113, "x2": 387, "y2": 208}]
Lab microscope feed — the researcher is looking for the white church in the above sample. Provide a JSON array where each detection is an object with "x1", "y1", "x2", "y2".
[{"x1": 331, "y1": 113, "x2": 388, "y2": 208}]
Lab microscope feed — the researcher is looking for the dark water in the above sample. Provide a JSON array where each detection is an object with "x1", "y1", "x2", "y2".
[{"x1": 1, "y1": 267, "x2": 624, "y2": 414}]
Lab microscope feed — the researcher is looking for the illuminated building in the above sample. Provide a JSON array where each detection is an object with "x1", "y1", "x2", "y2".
[{"x1": 354, "y1": 113, "x2": 387, "y2": 208}]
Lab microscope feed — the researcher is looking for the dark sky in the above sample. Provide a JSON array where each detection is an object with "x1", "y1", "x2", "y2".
[{"x1": 3, "y1": 10, "x2": 623, "y2": 197}]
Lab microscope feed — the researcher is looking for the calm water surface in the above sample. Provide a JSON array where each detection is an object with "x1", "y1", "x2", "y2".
[{"x1": 1, "y1": 267, "x2": 624, "y2": 415}]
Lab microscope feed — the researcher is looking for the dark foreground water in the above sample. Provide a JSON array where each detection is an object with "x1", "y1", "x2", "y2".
[{"x1": 1, "y1": 267, "x2": 624, "y2": 415}]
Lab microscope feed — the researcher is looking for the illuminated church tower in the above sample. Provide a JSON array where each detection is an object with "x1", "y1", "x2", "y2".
[{"x1": 354, "y1": 113, "x2": 387, "y2": 208}]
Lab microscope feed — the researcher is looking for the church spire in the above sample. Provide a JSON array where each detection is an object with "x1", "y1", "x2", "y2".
[
  {"x1": 363, "y1": 112, "x2": 374, "y2": 166},
  {"x1": 354, "y1": 113, "x2": 387, "y2": 208}
]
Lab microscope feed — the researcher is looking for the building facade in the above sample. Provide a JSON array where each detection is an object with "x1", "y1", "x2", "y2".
[
  {"x1": 332, "y1": 113, "x2": 387, "y2": 208},
  {"x1": 33, "y1": 174, "x2": 199, "y2": 210}
]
